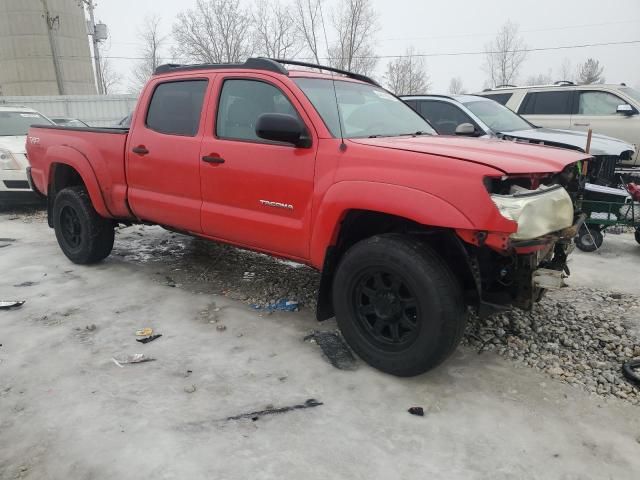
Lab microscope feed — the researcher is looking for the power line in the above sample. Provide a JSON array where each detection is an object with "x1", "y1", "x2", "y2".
[{"x1": 22, "y1": 38, "x2": 640, "y2": 61}]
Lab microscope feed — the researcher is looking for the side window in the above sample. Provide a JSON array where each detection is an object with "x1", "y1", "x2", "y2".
[
  {"x1": 146, "y1": 80, "x2": 208, "y2": 136},
  {"x1": 577, "y1": 91, "x2": 623, "y2": 115},
  {"x1": 217, "y1": 79, "x2": 299, "y2": 142},
  {"x1": 403, "y1": 99, "x2": 418, "y2": 111},
  {"x1": 518, "y1": 90, "x2": 573, "y2": 115},
  {"x1": 483, "y1": 93, "x2": 513, "y2": 106},
  {"x1": 518, "y1": 91, "x2": 572, "y2": 115},
  {"x1": 418, "y1": 101, "x2": 474, "y2": 135}
]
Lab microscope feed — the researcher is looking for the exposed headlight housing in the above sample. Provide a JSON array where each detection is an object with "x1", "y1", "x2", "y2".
[
  {"x1": 0, "y1": 149, "x2": 20, "y2": 170},
  {"x1": 491, "y1": 184, "x2": 574, "y2": 240}
]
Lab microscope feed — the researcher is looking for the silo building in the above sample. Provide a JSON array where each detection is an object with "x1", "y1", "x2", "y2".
[{"x1": 0, "y1": 0, "x2": 97, "y2": 96}]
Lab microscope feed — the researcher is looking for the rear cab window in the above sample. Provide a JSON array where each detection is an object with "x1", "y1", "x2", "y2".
[
  {"x1": 518, "y1": 90, "x2": 573, "y2": 115},
  {"x1": 146, "y1": 80, "x2": 208, "y2": 136}
]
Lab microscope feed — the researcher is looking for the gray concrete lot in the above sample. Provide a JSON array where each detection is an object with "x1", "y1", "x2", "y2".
[{"x1": 1, "y1": 210, "x2": 639, "y2": 479}]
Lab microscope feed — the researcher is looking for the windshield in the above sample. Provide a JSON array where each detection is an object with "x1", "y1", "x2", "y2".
[
  {"x1": 620, "y1": 87, "x2": 640, "y2": 104},
  {"x1": 293, "y1": 78, "x2": 435, "y2": 138},
  {"x1": 462, "y1": 99, "x2": 533, "y2": 133},
  {"x1": 0, "y1": 111, "x2": 52, "y2": 136}
]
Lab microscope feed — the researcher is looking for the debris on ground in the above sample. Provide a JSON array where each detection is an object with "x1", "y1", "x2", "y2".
[
  {"x1": 622, "y1": 359, "x2": 640, "y2": 386},
  {"x1": 408, "y1": 407, "x2": 425, "y2": 416},
  {"x1": 242, "y1": 271, "x2": 256, "y2": 281},
  {"x1": 226, "y1": 398, "x2": 323, "y2": 421},
  {"x1": 252, "y1": 299, "x2": 299, "y2": 312},
  {"x1": 0, "y1": 300, "x2": 25, "y2": 310},
  {"x1": 216, "y1": 325, "x2": 227, "y2": 332},
  {"x1": 13, "y1": 281, "x2": 37, "y2": 287},
  {"x1": 85, "y1": 324, "x2": 97, "y2": 331},
  {"x1": 135, "y1": 328, "x2": 153, "y2": 336},
  {"x1": 304, "y1": 331, "x2": 357, "y2": 370},
  {"x1": 184, "y1": 369, "x2": 193, "y2": 378},
  {"x1": 165, "y1": 276, "x2": 177, "y2": 287},
  {"x1": 136, "y1": 334, "x2": 162, "y2": 344},
  {"x1": 463, "y1": 288, "x2": 640, "y2": 404},
  {"x1": 111, "y1": 354, "x2": 156, "y2": 367},
  {"x1": 184, "y1": 384, "x2": 197, "y2": 394}
]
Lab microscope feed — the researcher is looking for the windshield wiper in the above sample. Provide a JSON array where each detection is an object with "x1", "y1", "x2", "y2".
[{"x1": 397, "y1": 131, "x2": 431, "y2": 137}]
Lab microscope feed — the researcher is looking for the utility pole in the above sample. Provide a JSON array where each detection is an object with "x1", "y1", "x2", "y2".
[
  {"x1": 41, "y1": 0, "x2": 64, "y2": 95},
  {"x1": 84, "y1": 0, "x2": 104, "y2": 94}
]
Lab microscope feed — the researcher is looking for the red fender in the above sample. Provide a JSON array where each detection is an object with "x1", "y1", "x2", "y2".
[
  {"x1": 44, "y1": 145, "x2": 112, "y2": 218},
  {"x1": 309, "y1": 181, "x2": 475, "y2": 268}
]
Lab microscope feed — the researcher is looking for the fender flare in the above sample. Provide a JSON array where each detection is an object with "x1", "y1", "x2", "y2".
[
  {"x1": 309, "y1": 181, "x2": 475, "y2": 268},
  {"x1": 45, "y1": 145, "x2": 112, "y2": 218}
]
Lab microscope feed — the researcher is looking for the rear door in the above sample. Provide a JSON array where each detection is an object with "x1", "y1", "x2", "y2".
[
  {"x1": 126, "y1": 77, "x2": 210, "y2": 232},
  {"x1": 517, "y1": 90, "x2": 574, "y2": 129},
  {"x1": 198, "y1": 74, "x2": 317, "y2": 259}
]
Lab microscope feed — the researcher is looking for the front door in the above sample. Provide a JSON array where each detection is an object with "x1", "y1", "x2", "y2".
[
  {"x1": 199, "y1": 75, "x2": 317, "y2": 259},
  {"x1": 126, "y1": 78, "x2": 210, "y2": 232}
]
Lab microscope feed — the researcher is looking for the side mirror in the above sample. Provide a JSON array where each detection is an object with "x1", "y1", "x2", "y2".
[
  {"x1": 255, "y1": 113, "x2": 311, "y2": 147},
  {"x1": 616, "y1": 104, "x2": 635, "y2": 116},
  {"x1": 455, "y1": 123, "x2": 477, "y2": 136}
]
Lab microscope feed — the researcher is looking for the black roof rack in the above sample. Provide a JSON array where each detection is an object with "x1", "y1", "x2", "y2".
[
  {"x1": 271, "y1": 58, "x2": 380, "y2": 87},
  {"x1": 154, "y1": 57, "x2": 287, "y2": 76},
  {"x1": 494, "y1": 84, "x2": 517, "y2": 88},
  {"x1": 154, "y1": 57, "x2": 380, "y2": 87},
  {"x1": 554, "y1": 80, "x2": 575, "y2": 86}
]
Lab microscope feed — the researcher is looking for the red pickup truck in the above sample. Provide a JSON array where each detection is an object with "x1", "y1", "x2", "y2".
[{"x1": 26, "y1": 58, "x2": 589, "y2": 376}]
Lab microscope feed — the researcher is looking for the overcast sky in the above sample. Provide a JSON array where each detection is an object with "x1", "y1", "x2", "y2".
[{"x1": 96, "y1": 0, "x2": 640, "y2": 93}]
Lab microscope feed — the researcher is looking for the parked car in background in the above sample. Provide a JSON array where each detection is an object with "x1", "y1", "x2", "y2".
[
  {"x1": 474, "y1": 83, "x2": 640, "y2": 166},
  {"x1": 51, "y1": 117, "x2": 90, "y2": 128},
  {"x1": 401, "y1": 94, "x2": 635, "y2": 184},
  {"x1": 0, "y1": 106, "x2": 53, "y2": 205}
]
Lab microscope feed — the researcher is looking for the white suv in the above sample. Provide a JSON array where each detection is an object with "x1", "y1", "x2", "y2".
[
  {"x1": 0, "y1": 105, "x2": 53, "y2": 205},
  {"x1": 475, "y1": 83, "x2": 640, "y2": 166}
]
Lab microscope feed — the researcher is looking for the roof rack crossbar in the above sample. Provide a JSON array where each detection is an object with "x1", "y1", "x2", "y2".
[
  {"x1": 154, "y1": 57, "x2": 288, "y2": 76},
  {"x1": 271, "y1": 58, "x2": 381, "y2": 87}
]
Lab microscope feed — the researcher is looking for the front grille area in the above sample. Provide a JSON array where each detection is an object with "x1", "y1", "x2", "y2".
[{"x1": 3, "y1": 180, "x2": 30, "y2": 189}]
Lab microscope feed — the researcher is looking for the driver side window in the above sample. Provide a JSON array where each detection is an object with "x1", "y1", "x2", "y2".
[
  {"x1": 418, "y1": 101, "x2": 475, "y2": 135},
  {"x1": 577, "y1": 91, "x2": 624, "y2": 115},
  {"x1": 216, "y1": 79, "x2": 299, "y2": 141}
]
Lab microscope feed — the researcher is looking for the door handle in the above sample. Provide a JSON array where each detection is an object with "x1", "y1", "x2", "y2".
[
  {"x1": 202, "y1": 155, "x2": 225, "y2": 164},
  {"x1": 574, "y1": 123, "x2": 590, "y2": 127},
  {"x1": 132, "y1": 146, "x2": 149, "y2": 155}
]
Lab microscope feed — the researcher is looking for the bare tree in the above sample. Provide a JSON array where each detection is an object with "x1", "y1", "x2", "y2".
[
  {"x1": 558, "y1": 58, "x2": 574, "y2": 83},
  {"x1": 448, "y1": 77, "x2": 465, "y2": 94},
  {"x1": 97, "y1": 45, "x2": 121, "y2": 94},
  {"x1": 328, "y1": 0, "x2": 378, "y2": 75},
  {"x1": 483, "y1": 21, "x2": 527, "y2": 87},
  {"x1": 384, "y1": 49, "x2": 430, "y2": 95},
  {"x1": 131, "y1": 15, "x2": 167, "y2": 92},
  {"x1": 293, "y1": 0, "x2": 323, "y2": 64},
  {"x1": 253, "y1": 0, "x2": 303, "y2": 58},
  {"x1": 577, "y1": 58, "x2": 605, "y2": 84},
  {"x1": 172, "y1": 0, "x2": 253, "y2": 63},
  {"x1": 524, "y1": 70, "x2": 553, "y2": 86}
]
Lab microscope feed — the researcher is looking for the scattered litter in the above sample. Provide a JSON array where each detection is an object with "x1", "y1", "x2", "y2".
[
  {"x1": 13, "y1": 281, "x2": 37, "y2": 287},
  {"x1": 227, "y1": 398, "x2": 322, "y2": 421},
  {"x1": 111, "y1": 354, "x2": 156, "y2": 367},
  {"x1": 408, "y1": 407, "x2": 425, "y2": 417},
  {"x1": 135, "y1": 328, "x2": 153, "y2": 336},
  {"x1": 184, "y1": 384, "x2": 197, "y2": 394},
  {"x1": 252, "y1": 299, "x2": 299, "y2": 312},
  {"x1": 304, "y1": 331, "x2": 357, "y2": 370},
  {"x1": 85, "y1": 324, "x2": 97, "y2": 331},
  {"x1": 165, "y1": 276, "x2": 177, "y2": 287},
  {"x1": 622, "y1": 359, "x2": 640, "y2": 386},
  {"x1": 0, "y1": 300, "x2": 25, "y2": 310},
  {"x1": 242, "y1": 271, "x2": 256, "y2": 281},
  {"x1": 216, "y1": 324, "x2": 227, "y2": 332},
  {"x1": 185, "y1": 369, "x2": 193, "y2": 378},
  {"x1": 136, "y1": 334, "x2": 162, "y2": 344}
]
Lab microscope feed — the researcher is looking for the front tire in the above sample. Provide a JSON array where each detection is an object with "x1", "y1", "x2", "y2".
[
  {"x1": 332, "y1": 234, "x2": 466, "y2": 377},
  {"x1": 574, "y1": 225, "x2": 603, "y2": 252},
  {"x1": 53, "y1": 186, "x2": 114, "y2": 264}
]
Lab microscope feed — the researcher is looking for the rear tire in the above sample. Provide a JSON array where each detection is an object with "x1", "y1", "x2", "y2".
[
  {"x1": 53, "y1": 186, "x2": 114, "y2": 264},
  {"x1": 332, "y1": 234, "x2": 466, "y2": 377},
  {"x1": 635, "y1": 228, "x2": 640, "y2": 245},
  {"x1": 574, "y1": 225, "x2": 603, "y2": 252}
]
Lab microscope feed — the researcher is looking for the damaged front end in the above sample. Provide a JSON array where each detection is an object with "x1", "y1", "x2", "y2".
[{"x1": 456, "y1": 161, "x2": 587, "y2": 314}]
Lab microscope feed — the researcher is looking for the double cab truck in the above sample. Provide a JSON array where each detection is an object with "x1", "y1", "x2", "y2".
[{"x1": 26, "y1": 58, "x2": 590, "y2": 376}]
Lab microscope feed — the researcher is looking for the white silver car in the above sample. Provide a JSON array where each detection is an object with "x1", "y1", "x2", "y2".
[{"x1": 0, "y1": 106, "x2": 53, "y2": 205}]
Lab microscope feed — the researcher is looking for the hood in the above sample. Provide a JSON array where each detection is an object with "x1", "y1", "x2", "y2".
[
  {"x1": 349, "y1": 135, "x2": 590, "y2": 174},
  {"x1": 499, "y1": 128, "x2": 635, "y2": 157},
  {"x1": 0, "y1": 135, "x2": 27, "y2": 154}
]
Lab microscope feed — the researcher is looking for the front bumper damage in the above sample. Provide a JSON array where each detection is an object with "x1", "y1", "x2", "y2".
[{"x1": 455, "y1": 181, "x2": 586, "y2": 314}]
